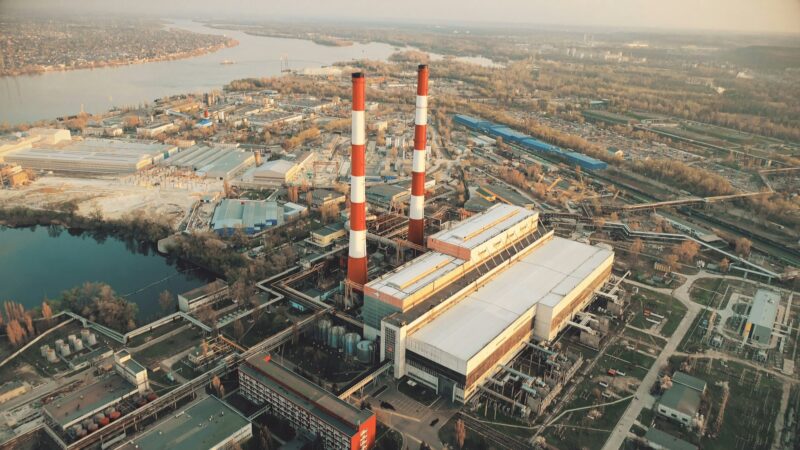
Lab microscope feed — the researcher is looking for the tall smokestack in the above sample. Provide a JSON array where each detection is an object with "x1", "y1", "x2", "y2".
[
  {"x1": 348, "y1": 72, "x2": 368, "y2": 286},
  {"x1": 407, "y1": 64, "x2": 429, "y2": 245}
]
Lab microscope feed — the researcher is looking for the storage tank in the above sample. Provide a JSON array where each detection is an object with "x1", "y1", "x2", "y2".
[
  {"x1": 147, "y1": 392, "x2": 158, "y2": 402},
  {"x1": 60, "y1": 343, "x2": 71, "y2": 357},
  {"x1": 98, "y1": 416, "x2": 110, "y2": 427},
  {"x1": 356, "y1": 340, "x2": 374, "y2": 363},
  {"x1": 87, "y1": 422, "x2": 98, "y2": 432},
  {"x1": 317, "y1": 318, "x2": 332, "y2": 343},
  {"x1": 72, "y1": 339, "x2": 84, "y2": 352},
  {"x1": 81, "y1": 329, "x2": 91, "y2": 340},
  {"x1": 344, "y1": 333, "x2": 360, "y2": 357},
  {"x1": 104, "y1": 407, "x2": 114, "y2": 416},
  {"x1": 71, "y1": 425, "x2": 83, "y2": 436},
  {"x1": 94, "y1": 413, "x2": 104, "y2": 422},
  {"x1": 40, "y1": 345, "x2": 50, "y2": 358},
  {"x1": 86, "y1": 333, "x2": 97, "y2": 346},
  {"x1": 82, "y1": 419, "x2": 93, "y2": 429},
  {"x1": 109, "y1": 410, "x2": 121, "y2": 421},
  {"x1": 55, "y1": 339, "x2": 64, "y2": 348},
  {"x1": 46, "y1": 348, "x2": 58, "y2": 363},
  {"x1": 329, "y1": 326, "x2": 345, "y2": 349},
  {"x1": 76, "y1": 428, "x2": 87, "y2": 439},
  {"x1": 68, "y1": 334, "x2": 77, "y2": 345}
]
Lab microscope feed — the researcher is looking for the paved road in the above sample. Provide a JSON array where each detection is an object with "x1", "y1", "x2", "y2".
[{"x1": 601, "y1": 273, "x2": 704, "y2": 450}]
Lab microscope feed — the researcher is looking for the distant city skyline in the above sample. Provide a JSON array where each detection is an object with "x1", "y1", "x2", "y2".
[{"x1": 3, "y1": 0, "x2": 800, "y2": 34}]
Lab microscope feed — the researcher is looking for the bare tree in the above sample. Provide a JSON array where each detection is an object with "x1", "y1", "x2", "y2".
[
  {"x1": 455, "y1": 418, "x2": 467, "y2": 449},
  {"x1": 158, "y1": 290, "x2": 175, "y2": 314}
]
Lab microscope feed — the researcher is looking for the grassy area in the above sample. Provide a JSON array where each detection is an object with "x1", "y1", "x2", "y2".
[
  {"x1": 678, "y1": 308, "x2": 719, "y2": 353},
  {"x1": 628, "y1": 287, "x2": 687, "y2": 338},
  {"x1": 653, "y1": 358, "x2": 781, "y2": 450},
  {"x1": 127, "y1": 319, "x2": 186, "y2": 348},
  {"x1": 237, "y1": 307, "x2": 294, "y2": 348},
  {"x1": 690, "y1": 278, "x2": 725, "y2": 307},
  {"x1": 622, "y1": 327, "x2": 668, "y2": 348},
  {"x1": 604, "y1": 344, "x2": 657, "y2": 377},
  {"x1": 132, "y1": 326, "x2": 203, "y2": 367},
  {"x1": 542, "y1": 379, "x2": 632, "y2": 450}
]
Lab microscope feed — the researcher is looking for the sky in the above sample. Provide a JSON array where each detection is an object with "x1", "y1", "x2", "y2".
[{"x1": 4, "y1": 0, "x2": 800, "y2": 34}]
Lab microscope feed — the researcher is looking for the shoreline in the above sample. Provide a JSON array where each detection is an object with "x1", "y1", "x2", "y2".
[{"x1": 0, "y1": 38, "x2": 239, "y2": 78}]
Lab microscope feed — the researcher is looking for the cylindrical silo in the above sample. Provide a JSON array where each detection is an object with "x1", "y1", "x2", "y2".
[
  {"x1": 87, "y1": 422, "x2": 98, "y2": 432},
  {"x1": 87, "y1": 333, "x2": 97, "y2": 346},
  {"x1": 41, "y1": 345, "x2": 49, "y2": 358},
  {"x1": 329, "y1": 326, "x2": 345, "y2": 349},
  {"x1": 317, "y1": 318, "x2": 332, "y2": 343},
  {"x1": 356, "y1": 340, "x2": 374, "y2": 364},
  {"x1": 46, "y1": 348, "x2": 58, "y2": 363},
  {"x1": 55, "y1": 339, "x2": 64, "y2": 348},
  {"x1": 60, "y1": 343, "x2": 71, "y2": 357},
  {"x1": 73, "y1": 339, "x2": 84, "y2": 352},
  {"x1": 344, "y1": 333, "x2": 360, "y2": 357},
  {"x1": 81, "y1": 329, "x2": 90, "y2": 340}
]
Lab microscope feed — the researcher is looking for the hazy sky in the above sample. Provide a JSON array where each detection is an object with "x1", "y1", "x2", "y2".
[{"x1": 4, "y1": 0, "x2": 800, "y2": 34}]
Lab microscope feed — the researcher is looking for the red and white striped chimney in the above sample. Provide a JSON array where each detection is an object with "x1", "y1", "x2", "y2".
[
  {"x1": 348, "y1": 72, "x2": 368, "y2": 286},
  {"x1": 407, "y1": 64, "x2": 429, "y2": 245}
]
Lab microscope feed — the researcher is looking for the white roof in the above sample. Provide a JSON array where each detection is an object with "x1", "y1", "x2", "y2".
[
  {"x1": 366, "y1": 251, "x2": 464, "y2": 301},
  {"x1": 253, "y1": 159, "x2": 296, "y2": 177},
  {"x1": 409, "y1": 237, "x2": 613, "y2": 367},
  {"x1": 430, "y1": 204, "x2": 537, "y2": 250}
]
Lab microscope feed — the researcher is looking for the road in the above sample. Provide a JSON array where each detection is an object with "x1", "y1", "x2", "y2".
[{"x1": 601, "y1": 273, "x2": 704, "y2": 450}]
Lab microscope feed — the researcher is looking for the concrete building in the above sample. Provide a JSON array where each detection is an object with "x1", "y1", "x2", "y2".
[
  {"x1": 252, "y1": 159, "x2": 304, "y2": 186},
  {"x1": 136, "y1": 122, "x2": 177, "y2": 138},
  {"x1": 656, "y1": 372, "x2": 706, "y2": 428},
  {"x1": 0, "y1": 163, "x2": 30, "y2": 188},
  {"x1": 311, "y1": 189, "x2": 347, "y2": 209},
  {"x1": 0, "y1": 381, "x2": 30, "y2": 405},
  {"x1": 364, "y1": 204, "x2": 614, "y2": 402},
  {"x1": 211, "y1": 199, "x2": 285, "y2": 235},
  {"x1": 118, "y1": 396, "x2": 252, "y2": 450},
  {"x1": 165, "y1": 144, "x2": 254, "y2": 180},
  {"x1": 744, "y1": 289, "x2": 780, "y2": 344},
  {"x1": 42, "y1": 374, "x2": 137, "y2": 432},
  {"x1": 114, "y1": 350, "x2": 149, "y2": 393},
  {"x1": 178, "y1": 279, "x2": 229, "y2": 312},
  {"x1": 27, "y1": 127, "x2": 71, "y2": 145},
  {"x1": 308, "y1": 222, "x2": 347, "y2": 248},
  {"x1": 239, "y1": 353, "x2": 376, "y2": 450},
  {"x1": 5, "y1": 139, "x2": 175, "y2": 174}
]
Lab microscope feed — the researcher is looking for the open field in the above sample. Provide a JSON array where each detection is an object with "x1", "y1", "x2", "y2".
[
  {"x1": 628, "y1": 287, "x2": 688, "y2": 338},
  {"x1": 0, "y1": 175, "x2": 219, "y2": 228}
]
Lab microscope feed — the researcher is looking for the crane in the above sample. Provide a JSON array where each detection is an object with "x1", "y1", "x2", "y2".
[{"x1": 546, "y1": 176, "x2": 562, "y2": 194}]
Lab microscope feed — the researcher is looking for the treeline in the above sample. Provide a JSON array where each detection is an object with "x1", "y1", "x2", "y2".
[
  {"x1": 634, "y1": 159, "x2": 734, "y2": 197},
  {"x1": 60, "y1": 283, "x2": 138, "y2": 332},
  {"x1": 1, "y1": 300, "x2": 54, "y2": 348},
  {"x1": 0, "y1": 203, "x2": 172, "y2": 244}
]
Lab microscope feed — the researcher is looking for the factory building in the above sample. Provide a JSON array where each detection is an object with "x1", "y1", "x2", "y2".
[
  {"x1": 251, "y1": 153, "x2": 314, "y2": 186},
  {"x1": 178, "y1": 279, "x2": 229, "y2": 312},
  {"x1": 42, "y1": 374, "x2": 137, "y2": 432},
  {"x1": 308, "y1": 222, "x2": 347, "y2": 248},
  {"x1": 165, "y1": 144, "x2": 254, "y2": 180},
  {"x1": 5, "y1": 138, "x2": 175, "y2": 174},
  {"x1": 136, "y1": 121, "x2": 177, "y2": 138},
  {"x1": 118, "y1": 396, "x2": 252, "y2": 450},
  {"x1": 211, "y1": 199, "x2": 286, "y2": 235},
  {"x1": 114, "y1": 350, "x2": 149, "y2": 393},
  {"x1": 743, "y1": 289, "x2": 780, "y2": 344},
  {"x1": 239, "y1": 353, "x2": 376, "y2": 450},
  {"x1": 363, "y1": 204, "x2": 613, "y2": 402},
  {"x1": 656, "y1": 372, "x2": 706, "y2": 428}
]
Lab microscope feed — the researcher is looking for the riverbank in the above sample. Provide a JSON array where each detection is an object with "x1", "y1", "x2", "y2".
[{"x1": 1, "y1": 39, "x2": 239, "y2": 78}]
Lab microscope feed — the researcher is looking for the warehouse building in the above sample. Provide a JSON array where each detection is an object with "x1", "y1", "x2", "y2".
[
  {"x1": 743, "y1": 289, "x2": 780, "y2": 344},
  {"x1": 308, "y1": 222, "x2": 347, "y2": 248},
  {"x1": 211, "y1": 199, "x2": 285, "y2": 235},
  {"x1": 239, "y1": 353, "x2": 376, "y2": 450},
  {"x1": 165, "y1": 144, "x2": 254, "y2": 180},
  {"x1": 178, "y1": 279, "x2": 229, "y2": 312},
  {"x1": 5, "y1": 138, "x2": 175, "y2": 174},
  {"x1": 118, "y1": 396, "x2": 252, "y2": 450},
  {"x1": 42, "y1": 374, "x2": 137, "y2": 432},
  {"x1": 656, "y1": 372, "x2": 706, "y2": 428},
  {"x1": 364, "y1": 204, "x2": 613, "y2": 402},
  {"x1": 250, "y1": 152, "x2": 315, "y2": 186}
]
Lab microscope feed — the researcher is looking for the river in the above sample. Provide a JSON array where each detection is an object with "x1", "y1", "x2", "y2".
[
  {"x1": 0, "y1": 20, "x2": 401, "y2": 126},
  {"x1": 0, "y1": 226, "x2": 214, "y2": 323}
]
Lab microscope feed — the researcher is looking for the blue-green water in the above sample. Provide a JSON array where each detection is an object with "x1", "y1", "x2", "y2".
[{"x1": 0, "y1": 226, "x2": 214, "y2": 323}]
